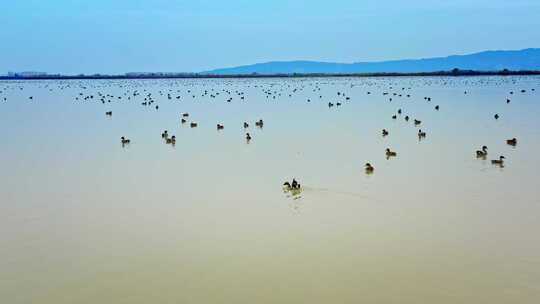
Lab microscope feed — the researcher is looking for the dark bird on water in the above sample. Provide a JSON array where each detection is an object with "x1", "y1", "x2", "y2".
[
  {"x1": 476, "y1": 146, "x2": 488, "y2": 157},
  {"x1": 385, "y1": 148, "x2": 397, "y2": 157},
  {"x1": 491, "y1": 156, "x2": 505, "y2": 166},
  {"x1": 506, "y1": 138, "x2": 517, "y2": 146},
  {"x1": 365, "y1": 163, "x2": 375, "y2": 174}
]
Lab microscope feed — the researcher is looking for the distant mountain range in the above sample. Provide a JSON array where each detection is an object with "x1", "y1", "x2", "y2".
[{"x1": 203, "y1": 48, "x2": 540, "y2": 75}]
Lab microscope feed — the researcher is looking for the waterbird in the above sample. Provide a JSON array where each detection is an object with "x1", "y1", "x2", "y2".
[
  {"x1": 476, "y1": 146, "x2": 488, "y2": 157},
  {"x1": 506, "y1": 138, "x2": 517, "y2": 146},
  {"x1": 491, "y1": 156, "x2": 505, "y2": 166},
  {"x1": 385, "y1": 148, "x2": 397, "y2": 157},
  {"x1": 365, "y1": 163, "x2": 375, "y2": 174}
]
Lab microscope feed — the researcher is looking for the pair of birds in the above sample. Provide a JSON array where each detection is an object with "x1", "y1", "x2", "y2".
[
  {"x1": 244, "y1": 119, "x2": 264, "y2": 128},
  {"x1": 105, "y1": 111, "x2": 112, "y2": 116},
  {"x1": 475, "y1": 146, "x2": 506, "y2": 165},
  {"x1": 162, "y1": 131, "x2": 176, "y2": 144},
  {"x1": 120, "y1": 136, "x2": 131, "y2": 144},
  {"x1": 382, "y1": 129, "x2": 425, "y2": 138},
  {"x1": 283, "y1": 179, "x2": 301, "y2": 190}
]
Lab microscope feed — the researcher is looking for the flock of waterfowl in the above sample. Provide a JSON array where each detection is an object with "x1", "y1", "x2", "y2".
[{"x1": 1, "y1": 77, "x2": 537, "y2": 195}]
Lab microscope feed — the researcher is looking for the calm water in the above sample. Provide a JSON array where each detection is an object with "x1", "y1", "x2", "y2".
[{"x1": 1, "y1": 76, "x2": 540, "y2": 303}]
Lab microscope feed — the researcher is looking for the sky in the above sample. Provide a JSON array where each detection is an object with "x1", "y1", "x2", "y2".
[{"x1": 1, "y1": 0, "x2": 539, "y2": 74}]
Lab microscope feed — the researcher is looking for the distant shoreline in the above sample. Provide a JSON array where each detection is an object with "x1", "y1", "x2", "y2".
[{"x1": 2, "y1": 70, "x2": 540, "y2": 80}]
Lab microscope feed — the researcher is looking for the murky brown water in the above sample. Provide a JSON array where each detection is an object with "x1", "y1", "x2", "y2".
[{"x1": 1, "y1": 76, "x2": 539, "y2": 303}]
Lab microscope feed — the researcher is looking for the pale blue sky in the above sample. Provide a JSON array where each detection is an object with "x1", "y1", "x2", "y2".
[{"x1": 1, "y1": 0, "x2": 539, "y2": 74}]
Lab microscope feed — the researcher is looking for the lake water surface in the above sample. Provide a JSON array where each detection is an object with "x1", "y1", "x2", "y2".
[{"x1": 1, "y1": 76, "x2": 540, "y2": 303}]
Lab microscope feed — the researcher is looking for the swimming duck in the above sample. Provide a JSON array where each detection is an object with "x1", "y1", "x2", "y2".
[
  {"x1": 365, "y1": 163, "x2": 375, "y2": 174},
  {"x1": 506, "y1": 138, "x2": 517, "y2": 146},
  {"x1": 181, "y1": 118, "x2": 187, "y2": 124},
  {"x1": 392, "y1": 115, "x2": 397, "y2": 119},
  {"x1": 418, "y1": 129, "x2": 426, "y2": 138},
  {"x1": 506, "y1": 99, "x2": 511, "y2": 104},
  {"x1": 190, "y1": 122, "x2": 198, "y2": 128},
  {"x1": 414, "y1": 119, "x2": 422, "y2": 126},
  {"x1": 397, "y1": 109, "x2": 402, "y2": 114},
  {"x1": 491, "y1": 156, "x2": 505, "y2": 165},
  {"x1": 182, "y1": 113, "x2": 189, "y2": 117},
  {"x1": 217, "y1": 124, "x2": 224, "y2": 130},
  {"x1": 382, "y1": 129, "x2": 389, "y2": 136},
  {"x1": 120, "y1": 136, "x2": 131, "y2": 144},
  {"x1": 494, "y1": 114, "x2": 499, "y2": 120},
  {"x1": 476, "y1": 146, "x2": 488, "y2": 157},
  {"x1": 105, "y1": 111, "x2": 112, "y2": 116},
  {"x1": 385, "y1": 148, "x2": 397, "y2": 157},
  {"x1": 435, "y1": 105, "x2": 439, "y2": 110},
  {"x1": 405, "y1": 116, "x2": 410, "y2": 122},
  {"x1": 166, "y1": 135, "x2": 176, "y2": 144}
]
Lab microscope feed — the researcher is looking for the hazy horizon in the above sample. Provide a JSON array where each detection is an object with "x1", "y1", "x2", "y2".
[{"x1": 2, "y1": 0, "x2": 540, "y2": 74}]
